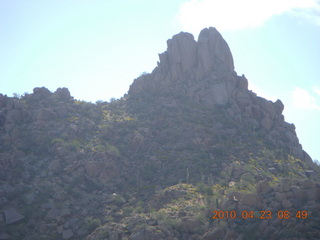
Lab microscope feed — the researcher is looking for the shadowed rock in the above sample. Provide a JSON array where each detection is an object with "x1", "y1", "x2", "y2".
[{"x1": 128, "y1": 27, "x2": 307, "y2": 161}]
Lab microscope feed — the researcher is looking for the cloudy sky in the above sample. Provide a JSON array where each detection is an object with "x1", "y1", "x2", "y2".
[{"x1": 1, "y1": 0, "x2": 319, "y2": 160}]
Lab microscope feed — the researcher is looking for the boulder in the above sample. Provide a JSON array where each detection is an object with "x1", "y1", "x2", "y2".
[
  {"x1": 256, "y1": 180, "x2": 272, "y2": 193},
  {"x1": 275, "y1": 192, "x2": 286, "y2": 201},
  {"x1": 281, "y1": 199, "x2": 293, "y2": 208},
  {"x1": 235, "y1": 90, "x2": 252, "y2": 111},
  {"x1": 46, "y1": 208, "x2": 60, "y2": 220},
  {"x1": 2, "y1": 209, "x2": 25, "y2": 224},
  {"x1": 54, "y1": 87, "x2": 71, "y2": 100},
  {"x1": 300, "y1": 179, "x2": 316, "y2": 189},
  {"x1": 274, "y1": 99, "x2": 284, "y2": 115},
  {"x1": 291, "y1": 186, "x2": 307, "y2": 200},
  {"x1": 180, "y1": 217, "x2": 202, "y2": 233},
  {"x1": 62, "y1": 229, "x2": 73, "y2": 239},
  {"x1": 32, "y1": 87, "x2": 52, "y2": 101},
  {"x1": 280, "y1": 182, "x2": 291, "y2": 192},
  {"x1": 129, "y1": 133, "x2": 145, "y2": 152},
  {"x1": 228, "y1": 163, "x2": 246, "y2": 180},
  {"x1": 306, "y1": 188, "x2": 320, "y2": 201},
  {"x1": 84, "y1": 154, "x2": 119, "y2": 184},
  {"x1": 239, "y1": 193, "x2": 260, "y2": 207}
]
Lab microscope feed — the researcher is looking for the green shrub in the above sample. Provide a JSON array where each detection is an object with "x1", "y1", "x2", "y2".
[
  {"x1": 112, "y1": 194, "x2": 126, "y2": 206},
  {"x1": 134, "y1": 206, "x2": 144, "y2": 213},
  {"x1": 196, "y1": 182, "x2": 213, "y2": 195},
  {"x1": 123, "y1": 206, "x2": 134, "y2": 216},
  {"x1": 68, "y1": 139, "x2": 81, "y2": 151},
  {"x1": 106, "y1": 144, "x2": 120, "y2": 156},
  {"x1": 83, "y1": 217, "x2": 101, "y2": 232},
  {"x1": 51, "y1": 138, "x2": 65, "y2": 144}
]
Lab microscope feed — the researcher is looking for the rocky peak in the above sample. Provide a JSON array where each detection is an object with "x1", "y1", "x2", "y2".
[
  {"x1": 158, "y1": 27, "x2": 234, "y2": 81},
  {"x1": 128, "y1": 27, "x2": 314, "y2": 163},
  {"x1": 197, "y1": 27, "x2": 234, "y2": 73},
  {"x1": 129, "y1": 27, "x2": 235, "y2": 100}
]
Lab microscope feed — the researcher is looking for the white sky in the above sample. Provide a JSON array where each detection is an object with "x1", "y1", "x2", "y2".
[
  {"x1": 0, "y1": 0, "x2": 319, "y2": 160},
  {"x1": 177, "y1": 0, "x2": 320, "y2": 33},
  {"x1": 292, "y1": 88, "x2": 320, "y2": 110}
]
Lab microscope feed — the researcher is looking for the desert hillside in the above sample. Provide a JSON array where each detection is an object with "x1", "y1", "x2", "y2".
[{"x1": 0, "y1": 27, "x2": 319, "y2": 240}]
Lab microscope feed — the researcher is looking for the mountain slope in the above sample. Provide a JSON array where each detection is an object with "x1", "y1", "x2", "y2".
[{"x1": 0, "y1": 27, "x2": 319, "y2": 240}]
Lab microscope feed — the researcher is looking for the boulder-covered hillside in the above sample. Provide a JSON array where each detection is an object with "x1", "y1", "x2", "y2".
[{"x1": 1, "y1": 27, "x2": 320, "y2": 240}]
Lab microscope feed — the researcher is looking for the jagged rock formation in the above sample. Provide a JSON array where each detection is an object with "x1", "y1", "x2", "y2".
[
  {"x1": 129, "y1": 27, "x2": 312, "y2": 165},
  {"x1": 129, "y1": 27, "x2": 235, "y2": 104},
  {"x1": 0, "y1": 27, "x2": 319, "y2": 240}
]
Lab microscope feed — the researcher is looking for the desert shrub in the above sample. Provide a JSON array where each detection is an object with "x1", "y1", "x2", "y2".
[
  {"x1": 196, "y1": 182, "x2": 213, "y2": 195},
  {"x1": 51, "y1": 138, "x2": 65, "y2": 144},
  {"x1": 112, "y1": 194, "x2": 126, "y2": 206},
  {"x1": 95, "y1": 144, "x2": 107, "y2": 152},
  {"x1": 67, "y1": 139, "x2": 81, "y2": 151},
  {"x1": 123, "y1": 206, "x2": 134, "y2": 216},
  {"x1": 106, "y1": 144, "x2": 120, "y2": 156},
  {"x1": 83, "y1": 217, "x2": 101, "y2": 232},
  {"x1": 134, "y1": 206, "x2": 144, "y2": 213},
  {"x1": 151, "y1": 211, "x2": 166, "y2": 221}
]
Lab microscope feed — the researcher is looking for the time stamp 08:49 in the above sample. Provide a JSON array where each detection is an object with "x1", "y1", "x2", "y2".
[{"x1": 212, "y1": 210, "x2": 309, "y2": 220}]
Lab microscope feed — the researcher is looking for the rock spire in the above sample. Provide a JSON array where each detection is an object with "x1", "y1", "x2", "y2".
[
  {"x1": 129, "y1": 27, "x2": 235, "y2": 105},
  {"x1": 128, "y1": 27, "x2": 313, "y2": 163}
]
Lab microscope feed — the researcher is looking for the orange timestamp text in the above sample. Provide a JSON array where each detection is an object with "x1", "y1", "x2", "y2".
[{"x1": 211, "y1": 210, "x2": 308, "y2": 220}]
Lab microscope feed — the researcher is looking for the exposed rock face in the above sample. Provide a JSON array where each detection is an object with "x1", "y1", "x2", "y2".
[
  {"x1": 129, "y1": 27, "x2": 306, "y2": 161},
  {"x1": 129, "y1": 27, "x2": 235, "y2": 106},
  {"x1": 84, "y1": 153, "x2": 119, "y2": 184}
]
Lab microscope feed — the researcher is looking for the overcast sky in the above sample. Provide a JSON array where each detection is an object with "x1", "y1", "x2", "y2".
[{"x1": 0, "y1": 0, "x2": 319, "y2": 161}]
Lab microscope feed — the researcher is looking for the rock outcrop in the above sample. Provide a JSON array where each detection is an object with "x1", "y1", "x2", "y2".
[
  {"x1": 129, "y1": 27, "x2": 235, "y2": 106},
  {"x1": 129, "y1": 27, "x2": 308, "y2": 163}
]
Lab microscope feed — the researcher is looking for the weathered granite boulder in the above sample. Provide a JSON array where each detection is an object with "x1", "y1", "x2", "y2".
[
  {"x1": 32, "y1": 87, "x2": 52, "y2": 100},
  {"x1": 54, "y1": 87, "x2": 72, "y2": 100},
  {"x1": 2, "y1": 209, "x2": 25, "y2": 224},
  {"x1": 256, "y1": 180, "x2": 272, "y2": 193}
]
